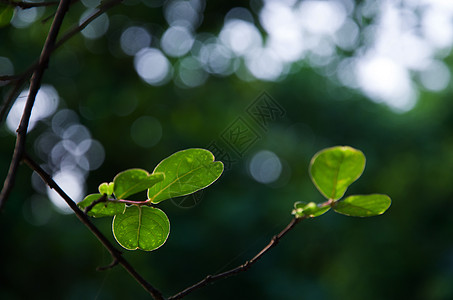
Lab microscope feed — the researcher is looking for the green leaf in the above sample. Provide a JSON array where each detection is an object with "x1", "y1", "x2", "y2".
[
  {"x1": 310, "y1": 146, "x2": 365, "y2": 200},
  {"x1": 112, "y1": 206, "x2": 170, "y2": 251},
  {"x1": 292, "y1": 201, "x2": 330, "y2": 218},
  {"x1": 0, "y1": 5, "x2": 14, "y2": 28},
  {"x1": 148, "y1": 148, "x2": 224, "y2": 204},
  {"x1": 113, "y1": 169, "x2": 164, "y2": 199},
  {"x1": 333, "y1": 194, "x2": 391, "y2": 217},
  {"x1": 77, "y1": 194, "x2": 126, "y2": 218},
  {"x1": 98, "y1": 182, "x2": 114, "y2": 196}
]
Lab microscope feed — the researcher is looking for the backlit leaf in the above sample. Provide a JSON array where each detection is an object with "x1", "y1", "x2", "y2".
[
  {"x1": 148, "y1": 148, "x2": 223, "y2": 203},
  {"x1": 292, "y1": 201, "x2": 330, "y2": 218},
  {"x1": 333, "y1": 194, "x2": 391, "y2": 217},
  {"x1": 113, "y1": 169, "x2": 164, "y2": 199},
  {"x1": 98, "y1": 182, "x2": 114, "y2": 196},
  {"x1": 112, "y1": 206, "x2": 170, "y2": 251},
  {"x1": 310, "y1": 146, "x2": 365, "y2": 200},
  {"x1": 78, "y1": 194, "x2": 125, "y2": 218}
]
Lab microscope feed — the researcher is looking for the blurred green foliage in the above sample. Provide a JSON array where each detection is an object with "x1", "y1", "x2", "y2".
[{"x1": 1, "y1": 1, "x2": 453, "y2": 300}]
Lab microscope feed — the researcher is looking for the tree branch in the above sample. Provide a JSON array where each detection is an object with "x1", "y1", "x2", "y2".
[
  {"x1": 168, "y1": 216, "x2": 305, "y2": 300},
  {"x1": 0, "y1": 0, "x2": 58, "y2": 9},
  {"x1": 0, "y1": 0, "x2": 72, "y2": 211},
  {"x1": 97, "y1": 258, "x2": 119, "y2": 271},
  {"x1": 54, "y1": 0, "x2": 123, "y2": 49},
  {"x1": 0, "y1": 74, "x2": 21, "y2": 82},
  {"x1": 22, "y1": 153, "x2": 165, "y2": 300},
  {"x1": 0, "y1": 0, "x2": 123, "y2": 123},
  {"x1": 0, "y1": 76, "x2": 27, "y2": 122}
]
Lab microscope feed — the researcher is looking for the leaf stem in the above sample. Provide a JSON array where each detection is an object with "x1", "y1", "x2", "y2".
[{"x1": 113, "y1": 199, "x2": 154, "y2": 205}]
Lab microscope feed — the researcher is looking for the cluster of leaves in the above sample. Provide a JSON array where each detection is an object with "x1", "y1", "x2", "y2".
[
  {"x1": 79, "y1": 146, "x2": 390, "y2": 252},
  {"x1": 292, "y1": 146, "x2": 391, "y2": 218},
  {"x1": 78, "y1": 148, "x2": 224, "y2": 251}
]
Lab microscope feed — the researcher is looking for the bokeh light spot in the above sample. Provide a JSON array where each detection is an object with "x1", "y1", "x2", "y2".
[
  {"x1": 246, "y1": 48, "x2": 284, "y2": 81},
  {"x1": 176, "y1": 57, "x2": 208, "y2": 87},
  {"x1": 356, "y1": 55, "x2": 416, "y2": 112},
  {"x1": 80, "y1": 10, "x2": 109, "y2": 39},
  {"x1": 220, "y1": 19, "x2": 262, "y2": 56},
  {"x1": 131, "y1": 116, "x2": 162, "y2": 148},
  {"x1": 164, "y1": 0, "x2": 203, "y2": 29},
  {"x1": 134, "y1": 48, "x2": 172, "y2": 85},
  {"x1": 47, "y1": 170, "x2": 85, "y2": 214},
  {"x1": 419, "y1": 60, "x2": 451, "y2": 92},
  {"x1": 120, "y1": 26, "x2": 152, "y2": 56},
  {"x1": 161, "y1": 26, "x2": 195, "y2": 57},
  {"x1": 249, "y1": 150, "x2": 282, "y2": 184},
  {"x1": 11, "y1": 7, "x2": 44, "y2": 28},
  {"x1": 6, "y1": 85, "x2": 59, "y2": 133}
]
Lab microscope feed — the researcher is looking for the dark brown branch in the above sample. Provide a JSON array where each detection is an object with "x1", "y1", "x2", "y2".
[
  {"x1": 0, "y1": 0, "x2": 72, "y2": 211},
  {"x1": 0, "y1": 0, "x2": 123, "y2": 122},
  {"x1": 54, "y1": 0, "x2": 123, "y2": 49},
  {"x1": 0, "y1": 0, "x2": 58, "y2": 9},
  {"x1": 0, "y1": 76, "x2": 27, "y2": 122},
  {"x1": 0, "y1": 74, "x2": 21, "y2": 82},
  {"x1": 97, "y1": 258, "x2": 119, "y2": 271},
  {"x1": 168, "y1": 216, "x2": 305, "y2": 300},
  {"x1": 22, "y1": 154, "x2": 165, "y2": 300}
]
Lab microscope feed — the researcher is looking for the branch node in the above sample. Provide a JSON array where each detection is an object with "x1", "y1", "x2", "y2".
[
  {"x1": 271, "y1": 235, "x2": 279, "y2": 244},
  {"x1": 97, "y1": 259, "x2": 119, "y2": 271}
]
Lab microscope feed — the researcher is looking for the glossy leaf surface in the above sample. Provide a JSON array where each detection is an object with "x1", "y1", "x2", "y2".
[
  {"x1": 333, "y1": 194, "x2": 391, "y2": 217},
  {"x1": 78, "y1": 194, "x2": 125, "y2": 218},
  {"x1": 310, "y1": 146, "x2": 365, "y2": 200},
  {"x1": 148, "y1": 148, "x2": 223, "y2": 203},
  {"x1": 98, "y1": 182, "x2": 114, "y2": 196},
  {"x1": 113, "y1": 206, "x2": 170, "y2": 251},
  {"x1": 113, "y1": 169, "x2": 164, "y2": 199}
]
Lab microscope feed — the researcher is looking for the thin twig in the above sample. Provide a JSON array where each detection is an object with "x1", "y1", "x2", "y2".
[
  {"x1": 84, "y1": 194, "x2": 107, "y2": 214},
  {"x1": 22, "y1": 154, "x2": 165, "y2": 300},
  {"x1": 54, "y1": 0, "x2": 123, "y2": 49},
  {"x1": 0, "y1": 0, "x2": 58, "y2": 9},
  {"x1": 0, "y1": 76, "x2": 27, "y2": 122},
  {"x1": 0, "y1": 0, "x2": 72, "y2": 211},
  {"x1": 168, "y1": 216, "x2": 305, "y2": 300},
  {"x1": 0, "y1": 0, "x2": 123, "y2": 122},
  {"x1": 97, "y1": 258, "x2": 119, "y2": 271},
  {"x1": 0, "y1": 74, "x2": 21, "y2": 82}
]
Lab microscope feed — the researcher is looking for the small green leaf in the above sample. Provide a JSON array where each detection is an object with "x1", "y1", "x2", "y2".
[
  {"x1": 333, "y1": 194, "x2": 391, "y2": 217},
  {"x1": 148, "y1": 148, "x2": 224, "y2": 204},
  {"x1": 0, "y1": 5, "x2": 14, "y2": 28},
  {"x1": 310, "y1": 146, "x2": 365, "y2": 200},
  {"x1": 113, "y1": 206, "x2": 170, "y2": 251},
  {"x1": 292, "y1": 201, "x2": 330, "y2": 218},
  {"x1": 98, "y1": 182, "x2": 114, "y2": 196},
  {"x1": 113, "y1": 169, "x2": 164, "y2": 199},
  {"x1": 78, "y1": 194, "x2": 126, "y2": 218}
]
